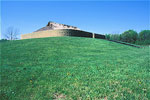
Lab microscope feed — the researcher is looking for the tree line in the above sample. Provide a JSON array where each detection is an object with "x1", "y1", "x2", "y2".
[{"x1": 105, "y1": 30, "x2": 150, "y2": 45}]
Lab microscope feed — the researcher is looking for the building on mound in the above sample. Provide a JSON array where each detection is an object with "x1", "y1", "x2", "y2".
[{"x1": 21, "y1": 21, "x2": 105, "y2": 39}]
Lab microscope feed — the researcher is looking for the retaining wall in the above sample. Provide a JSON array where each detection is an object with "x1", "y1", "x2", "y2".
[{"x1": 21, "y1": 29, "x2": 105, "y2": 39}]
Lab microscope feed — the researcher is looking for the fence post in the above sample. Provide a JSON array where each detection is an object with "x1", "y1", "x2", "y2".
[{"x1": 92, "y1": 33, "x2": 95, "y2": 38}]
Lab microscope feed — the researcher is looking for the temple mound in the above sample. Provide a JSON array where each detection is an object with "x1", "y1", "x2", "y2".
[{"x1": 21, "y1": 21, "x2": 105, "y2": 39}]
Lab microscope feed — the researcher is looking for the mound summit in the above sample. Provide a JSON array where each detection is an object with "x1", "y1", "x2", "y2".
[
  {"x1": 21, "y1": 21, "x2": 105, "y2": 39},
  {"x1": 35, "y1": 21, "x2": 80, "y2": 32}
]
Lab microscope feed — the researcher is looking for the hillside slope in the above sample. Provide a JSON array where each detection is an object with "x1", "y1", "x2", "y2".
[{"x1": 0, "y1": 37, "x2": 150, "y2": 100}]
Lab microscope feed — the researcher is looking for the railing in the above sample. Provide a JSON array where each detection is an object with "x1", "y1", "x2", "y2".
[{"x1": 108, "y1": 40, "x2": 143, "y2": 48}]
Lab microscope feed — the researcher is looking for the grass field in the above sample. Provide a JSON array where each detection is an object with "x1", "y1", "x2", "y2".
[{"x1": 0, "y1": 37, "x2": 150, "y2": 100}]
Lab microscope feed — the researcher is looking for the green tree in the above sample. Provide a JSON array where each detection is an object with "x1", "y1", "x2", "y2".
[
  {"x1": 105, "y1": 34, "x2": 111, "y2": 40},
  {"x1": 121, "y1": 30, "x2": 138, "y2": 43},
  {"x1": 139, "y1": 30, "x2": 150, "y2": 41},
  {"x1": 110, "y1": 34, "x2": 121, "y2": 41}
]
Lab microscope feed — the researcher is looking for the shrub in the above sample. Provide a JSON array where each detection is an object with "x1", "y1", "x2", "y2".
[{"x1": 0, "y1": 39, "x2": 8, "y2": 42}]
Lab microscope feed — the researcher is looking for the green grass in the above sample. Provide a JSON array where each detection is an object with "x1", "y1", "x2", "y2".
[{"x1": 0, "y1": 37, "x2": 150, "y2": 100}]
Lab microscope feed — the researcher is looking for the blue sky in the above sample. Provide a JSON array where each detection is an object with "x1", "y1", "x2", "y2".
[{"x1": 1, "y1": 0, "x2": 149, "y2": 39}]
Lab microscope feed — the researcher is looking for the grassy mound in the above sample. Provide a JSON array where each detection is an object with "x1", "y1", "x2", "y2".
[{"x1": 0, "y1": 37, "x2": 150, "y2": 100}]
